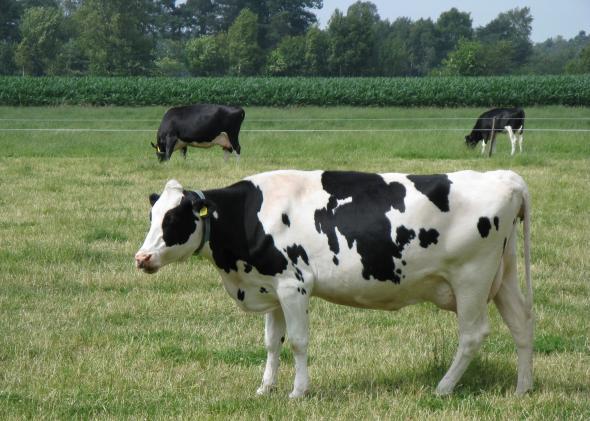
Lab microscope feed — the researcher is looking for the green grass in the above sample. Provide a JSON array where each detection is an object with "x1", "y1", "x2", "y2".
[{"x1": 0, "y1": 106, "x2": 589, "y2": 419}]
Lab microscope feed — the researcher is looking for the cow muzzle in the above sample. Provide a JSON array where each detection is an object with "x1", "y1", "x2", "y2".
[{"x1": 135, "y1": 251, "x2": 159, "y2": 274}]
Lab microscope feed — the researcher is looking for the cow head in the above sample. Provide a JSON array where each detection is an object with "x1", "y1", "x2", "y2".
[
  {"x1": 135, "y1": 179, "x2": 215, "y2": 273},
  {"x1": 465, "y1": 132, "x2": 482, "y2": 148},
  {"x1": 151, "y1": 141, "x2": 167, "y2": 162}
]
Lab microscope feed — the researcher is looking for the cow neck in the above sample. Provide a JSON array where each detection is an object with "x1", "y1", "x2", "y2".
[{"x1": 192, "y1": 189, "x2": 210, "y2": 255}]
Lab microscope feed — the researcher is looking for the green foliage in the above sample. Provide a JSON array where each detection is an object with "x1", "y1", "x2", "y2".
[
  {"x1": 15, "y1": 6, "x2": 65, "y2": 75},
  {"x1": 565, "y1": 43, "x2": 590, "y2": 74},
  {"x1": 266, "y1": 36, "x2": 306, "y2": 76},
  {"x1": 227, "y1": 9, "x2": 263, "y2": 76},
  {"x1": 185, "y1": 34, "x2": 228, "y2": 76},
  {"x1": 1, "y1": 75, "x2": 589, "y2": 106},
  {"x1": 0, "y1": 40, "x2": 17, "y2": 75},
  {"x1": 476, "y1": 7, "x2": 533, "y2": 67},
  {"x1": 74, "y1": 0, "x2": 155, "y2": 76}
]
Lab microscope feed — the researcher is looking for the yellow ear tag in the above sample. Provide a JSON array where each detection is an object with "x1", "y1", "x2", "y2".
[
  {"x1": 156, "y1": 146, "x2": 161, "y2": 153},
  {"x1": 199, "y1": 207, "x2": 208, "y2": 218}
]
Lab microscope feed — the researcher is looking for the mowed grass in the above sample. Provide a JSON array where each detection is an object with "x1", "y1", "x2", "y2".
[{"x1": 0, "y1": 106, "x2": 589, "y2": 419}]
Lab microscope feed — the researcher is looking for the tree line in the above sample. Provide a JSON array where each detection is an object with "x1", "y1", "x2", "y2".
[{"x1": 1, "y1": 0, "x2": 589, "y2": 77}]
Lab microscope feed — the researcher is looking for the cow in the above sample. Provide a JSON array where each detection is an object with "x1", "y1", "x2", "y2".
[
  {"x1": 135, "y1": 169, "x2": 533, "y2": 399},
  {"x1": 151, "y1": 104, "x2": 245, "y2": 162},
  {"x1": 465, "y1": 108, "x2": 525, "y2": 157}
]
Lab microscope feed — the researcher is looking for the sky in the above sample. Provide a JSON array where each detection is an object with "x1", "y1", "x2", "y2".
[{"x1": 314, "y1": 0, "x2": 590, "y2": 43}]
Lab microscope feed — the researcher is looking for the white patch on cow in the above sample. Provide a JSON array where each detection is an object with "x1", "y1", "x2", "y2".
[{"x1": 335, "y1": 197, "x2": 352, "y2": 209}]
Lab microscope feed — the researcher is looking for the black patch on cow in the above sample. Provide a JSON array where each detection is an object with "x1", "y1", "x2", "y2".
[
  {"x1": 494, "y1": 216, "x2": 499, "y2": 231},
  {"x1": 260, "y1": 287, "x2": 268, "y2": 294},
  {"x1": 282, "y1": 213, "x2": 291, "y2": 227},
  {"x1": 297, "y1": 287, "x2": 307, "y2": 295},
  {"x1": 418, "y1": 228, "x2": 440, "y2": 248},
  {"x1": 204, "y1": 181, "x2": 288, "y2": 275},
  {"x1": 237, "y1": 289, "x2": 245, "y2": 301},
  {"x1": 402, "y1": 260, "x2": 406, "y2": 266},
  {"x1": 286, "y1": 244, "x2": 309, "y2": 266},
  {"x1": 161, "y1": 199, "x2": 197, "y2": 247},
  {"x1": 294, "y1": 267, "x2": 304, "y2": 282},
  {"x1": 477, "y1": 217, "x2": 492, "y2": 238},
  {"x1": 503, "y1": 238, "x2": 507, "y2": 252},
  {"x1": 332, "y1": 255, "x2": 339, "y2": 265},
  {"x1": 244, "y1": 263, "x2": 252, "y2": 273},
  {"x1": 280, "y1": 336, "x2": 285, "y2": 343},
  {"x1": 407, "y1": 174, "x2": 452, "y2": 212},
  {"x1": 396, "y1": 269, "x2": 402, "y2": 275},
  {"x1": 314, "y1": 171, "x2": 410, "y2": 283}
]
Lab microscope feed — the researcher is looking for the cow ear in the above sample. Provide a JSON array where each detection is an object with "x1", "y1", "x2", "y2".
[
  {"x1": 150, "y1": 142, "x2": 158, "y2": 150},
  {"x1": 149, "y1": 193, "x2": 160, "y2": 207},
  {"x1": 192, "y1": 198, "x2": 217, "y2": 219}
]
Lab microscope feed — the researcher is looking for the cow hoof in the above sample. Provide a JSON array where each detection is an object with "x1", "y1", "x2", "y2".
[
  {"x1": 256, "y1": 384, "x2": 276, "y2": 395},
  {"x1": 288, "y1": 389, "x2": 308, "y2": 399},
  {"x1": 435, "y1": 382, "x2": 454, "y2": 396}
]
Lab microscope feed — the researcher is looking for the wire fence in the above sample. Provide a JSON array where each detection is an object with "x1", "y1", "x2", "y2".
[
  {"x1": 0, "y1": 117, "x2": 589, "y2": 133},
  {"x1": 1, "y1": 128, "x2": 590, "y2": 133}
]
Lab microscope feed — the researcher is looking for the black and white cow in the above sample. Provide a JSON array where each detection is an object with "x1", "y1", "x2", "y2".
[
  {"x1": 151, "y1": 104, "x2": 245, "y2": 162},
  {"x1": 465, "y1": 108, "x2": 525, "y2": 157},
  {"x1": 135, "y1": 170, "x2": 533, "y2": 398}
]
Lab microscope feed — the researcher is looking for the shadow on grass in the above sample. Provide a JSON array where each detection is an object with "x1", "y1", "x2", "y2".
[{"x1": 312, "y1": 356, "x2": 518, "y2": 401}]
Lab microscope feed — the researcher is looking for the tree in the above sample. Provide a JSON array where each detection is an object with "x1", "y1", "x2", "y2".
[
  {"x1": 439, "y1": 38, "x2": 514, "y2": 76},
  {"x1": 266, "y1": 35, "x2": 306, "y2": 76},
  {"x1": 186, "y1": 33, "x2": 228, "y2": 75},
  {"x1": 435, "y1": 8, "x2": 473, "y2": 62},
  {"x1": 378, "y1": 33, "x2": 412, "y2": 76},
  {"x1": 406, "y1": 18, "x2": 437, "y2": 75},
  {"x1": 15, "y1": 6, "x2": 65, "y2": 75},
  {"x1": 0, "y1": 0, "x2": 22, "y2": 43},
  {"x1": 304, "y1": 25, "x2": 329, "y2": 75},
  {"x1": 439, "y1": 38, "x2": 484, "y2": 76},
  {"x1": 565, "y1": 43, "x2": 590, "y2": 74},
  {"x1": 227, "y1": 9, "x2": 262, "y2": 75},
  {"x1": 176, "y1": 0, "x2": 221, "y2": 38},
  {"x1": 476, "y1": 7, "x2": 533, "y2": 67},
  {"x1": 327, "y1": 1, "x2": 379, "y2": 76},
  {"x1": 217, "y1": 0, "x2": 322, "y2": 49},
  {"x1": 74, "y1": 0, "x2": 155, "y2": 75}
]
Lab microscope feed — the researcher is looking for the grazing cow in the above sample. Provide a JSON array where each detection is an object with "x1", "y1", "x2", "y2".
[
  {"x1": 152, "y1": 104, "x2": 245, "y2": 162},
  {"x1": 135, "y1": 170, "x2": 533, "y2": 398},
  {"x1": 465, "y1": 108, "x2": 525, "y2": 157}
]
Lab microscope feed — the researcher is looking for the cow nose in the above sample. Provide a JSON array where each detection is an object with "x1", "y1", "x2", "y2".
[{"x1": 135, "y1": 252, "x2": 152, "y2": 269}]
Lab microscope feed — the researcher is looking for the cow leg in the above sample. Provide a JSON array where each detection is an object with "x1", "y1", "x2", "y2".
[
  {"x1": 224, "y1": 149, "x2": 231, "y2": 161},
  {"x1": 518, "y1": 127, "x2": 524, "y2": 153},
  {"x1": 256, "y1": 307, "x2": 286, "y2": 395},
  {"x1": 481, "y1": 140, "x2": 487, "y2": 155},
  {"x1": 506, "y1": 126, "x2": 516, "y2": 156},
  {"x1": 181, "y1": 146, "x2": 187, "y2": 159},
  {"x1": 436, "y1": 292, "x2": 490, "y2": 395},
  {"x1": 277, "y1": 284, "x2": 310, "y2": 398},
  {"x1": 493, "y1": 235, "x2": 534, "y2": 394}
]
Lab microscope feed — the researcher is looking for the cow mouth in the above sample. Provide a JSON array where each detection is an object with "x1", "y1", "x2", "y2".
[
  {"x1": 140, "y1": 266, "x2": 159, "y2": 274},
  {"x1": 135, "y1": 259, "x2": 160, "y2": 274}
]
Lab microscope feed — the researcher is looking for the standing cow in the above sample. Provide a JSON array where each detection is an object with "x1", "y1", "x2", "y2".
[
  {"x1": 135, "y1": 170, "x2": 533, "y2": 398},
  {"x1": 465, "y1": 108, "x2": 525, "y2": 157},
  {"x1": 152, "y1": 104, "x2": 245, "y2": 162}
]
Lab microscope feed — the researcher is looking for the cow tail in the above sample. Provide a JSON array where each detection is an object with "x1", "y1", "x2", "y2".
[{"x1": 522, "y1": 186, "x2": 533, "y2": 319}]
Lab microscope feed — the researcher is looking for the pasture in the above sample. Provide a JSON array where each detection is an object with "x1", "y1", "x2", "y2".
[{"x1": 1, "y1": 105, "x2": 589, "y2": 419}]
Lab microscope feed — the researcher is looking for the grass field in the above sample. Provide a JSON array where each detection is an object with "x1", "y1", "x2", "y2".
[{"x1": 1, "y1": 106, "x2": 589, "y2": 419}]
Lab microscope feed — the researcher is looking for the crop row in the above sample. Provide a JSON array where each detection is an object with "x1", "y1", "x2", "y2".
[{"x1": 1, "y1": 75, "x2": 589, "y2": 107}]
